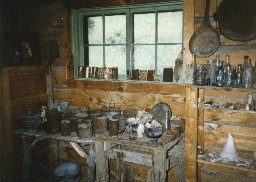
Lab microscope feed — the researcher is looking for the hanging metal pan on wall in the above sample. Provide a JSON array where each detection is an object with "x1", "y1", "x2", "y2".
[
  {"x1": 215, "y1": 0, "x2": 256, "y2": 42},
  {"x1": 189, "y1": 0, "x2": 220, "y2": 58}
]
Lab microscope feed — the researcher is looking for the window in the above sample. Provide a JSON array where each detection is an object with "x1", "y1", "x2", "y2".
[{"x1": 72, "y1": 2, "x2": 184, "y2": 81}]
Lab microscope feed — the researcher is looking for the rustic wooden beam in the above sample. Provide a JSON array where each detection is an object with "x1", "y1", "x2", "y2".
[
  {"x1": 107, "y1": 148, "x2": 152, "y2": 166},
  {"x1": 87, "y1": 144, "x2": 96, "y2": 182},
  {"x1": 152, "y1": 149, "x2": 167, "y2": 182},
  {"x1": 22, "y1": 136, "x2": 31, "y2": 182},
  {"x1": 185, "y1": 86, "x2": 198, "y2": 182},
  {"x1": 95, "y1": 141, "x2": 109, "y2": 182},
  {"x1": 69, "y1": 142, "x2": 88, "y2": 158}
]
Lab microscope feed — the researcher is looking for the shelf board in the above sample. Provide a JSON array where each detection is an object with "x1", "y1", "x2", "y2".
[
  {"x1": 199, "y1": 107, "x2": 256, "y2": 115},
  {"x1": 196, "y1": 86, "x2": 256, "y2": 92},
  {"x1": 198, "y1": 159, "x2": 256, "y2": 175}
]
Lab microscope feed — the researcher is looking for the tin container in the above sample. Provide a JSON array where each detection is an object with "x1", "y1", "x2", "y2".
[
  {"x1": 139, "y1": 70, "x2": 147, "y2": 81},
  {"x1": 76, "y1": 123, "x2": 92, "y2": 138},
  {"x1": 104, "y1": 67, "x2": 112, "y2": 79},
  {"x1": 85, "y1": 67, "x2": 91, "y2": 78},
  {"x1": 108, "y1": 118, "x2": 119, "y2": 136},
  {"x1": 88, "y1": 112, "x2": 101, "y2": 136},
  {"x1": 60, "y1": 120, "x2": 71, "y2": 136},
  {"x1": 113, "y1": 115, "x2": 127, "y2": 132},
  {"x1": 96, "y1": 67, "x2": 104, "y2": 79},
  {"x1": 90, "y1": 67, "x2": 98, "y2": 78},
  {"x1": 163, "y1": 68, "x2": 173, "y2": 82},
  {"x1": 147, "y1": 70, "x2": 155, "y2": 81},
  {"x1": 132, "y1": 69, "x2": 139, "y2": 80},
  {"x1": 112, "y1": 67, "x2": 118, "y2": 80},
  {"x1": 78, "y1": 66, "x2": 85, "y2": 78},
  {"x1": 94, "y1": 116, "x2": 108, "y2": 134}
]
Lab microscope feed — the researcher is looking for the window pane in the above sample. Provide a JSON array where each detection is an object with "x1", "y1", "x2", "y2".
[
  {"x1": 89, "y1": 46, "x2": 103, "y2": 67},
  {"x1": 157, "y1": 45, "x2": 182, "y2": 75},
  {"x1": 88, "y1": 17, "x2": 103, "y2": 44},
  {"x1": 158, "y1": 11, "x2": 183, "y2": 43},
  {"x1": 105, "y1": 45, "x2": 126, "y2": 75},
  {"x1": 134, "y1": 13, "x2": 155, "y2": 44},
  {"x1": 105, "y1": 15, "x2": 126, "y2": 44},
  {"x1": 134, "y1": 45, "x2": 155, "y2": 70}
]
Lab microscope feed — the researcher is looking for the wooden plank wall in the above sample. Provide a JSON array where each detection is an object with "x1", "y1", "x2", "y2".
[
  {"x1": 0, "y1": 66, "x2": 48, "y2": 181},
  {"x1": 13, "y1": 0, "x2": 256, "y2": 181}
]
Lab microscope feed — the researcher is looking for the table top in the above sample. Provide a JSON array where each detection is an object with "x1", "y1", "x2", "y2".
[{"x1": 14, "y1": 129, "x2": 184, "y2": 150}]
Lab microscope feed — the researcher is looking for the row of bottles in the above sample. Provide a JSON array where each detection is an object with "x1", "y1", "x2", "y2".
[{"x1": 186, "y1": 54, "x2": 256, "y2": 89}]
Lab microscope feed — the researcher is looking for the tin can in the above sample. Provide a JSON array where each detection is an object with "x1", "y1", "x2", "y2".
[
  {"x1": 96, "y1": 67, "x2": 104, "y2": 79},
  {"x1": 112, "y1": 67, "x2": 118, "y2": 80},
  {"x1": 147, "y1": 70, "x2": 155, "y2": 81},
  {"x1": 78, "y1": 66, "x2": 85, "y2": 78},
  {"x1": 108, "y1": 118, "x2": 119, "y2": 136},
  {"x1": 60, "y1": 120, "x2": 71, "y2": 136},
  {"x1": 85, "y1": 67, "x2": 91, "y2": 78},
  {"x1": 76, "y1": 123, "x2": 92, "y2": 138},
  {"x1": 94, "y1": 116, "x2": 108, "y2": 134},
  {"x1": 90, "y1": 67, "x2": 98, "y2": 78},
  {"x1": 139, "y1": 70, "x2": 147, "y2": 81},
  {"x1": 104, "y1": 67, "x2": 112, "y2": 79},
  {"x1": 132, "y1": 69, "x2": 139, "y2": 80}
]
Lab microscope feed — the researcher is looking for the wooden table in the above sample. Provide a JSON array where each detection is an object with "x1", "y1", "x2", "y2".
[
  {"x1": 14, "y1": 129, "x2": 95, "y2": 182},
  {"x1": 95, "y1": 132, "x2": 184, "y2": 182},
  {"x1": 15, "y1": 129, "x2": 184, "y2": 182}
]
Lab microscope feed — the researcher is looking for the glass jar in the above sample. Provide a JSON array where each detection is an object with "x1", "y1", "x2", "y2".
[
  {"x1": 223, "y1": 65, "x2": 232, "y2": 87},
  {"x1": 242, "y1": 56, "x2": 253, "y2": 88},
  {"x1": 206, "y1": 60, "x2": 216, "y2": 86},
  {"x1": 231, "y1": 67, "x2": 238, "y2": 88},
  {"x1": 195, "y1": 66, "x2": 207, "y2": 86},
  {"x1": 185, "y1": 54, "x2": 196, "y2": 85}
]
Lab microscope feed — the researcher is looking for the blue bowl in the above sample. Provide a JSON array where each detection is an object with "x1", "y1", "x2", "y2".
[
  {"x1": 131, "y1": 124, "x2": 139, "y2": 132},
  {"x1": 146, "y1": 128, "x2": 163, "y2": 138}
]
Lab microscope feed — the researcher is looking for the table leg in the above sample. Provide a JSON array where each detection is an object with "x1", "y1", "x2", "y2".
[
  {"x1": 152, "y1": 150, "x2": 167, "y2": 182},
  {"x1": 87, "y1": 144, "x2": 96, "y2": 182},
  {"x1": 95, "y1": 141, "x2": 109, "y2": 182},
  {"x1": 22, "y1": 136, "x2": 31, "y2": 182}
]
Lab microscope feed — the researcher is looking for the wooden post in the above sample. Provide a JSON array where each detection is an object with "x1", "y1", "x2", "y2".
[
  {"x1": 87, "y1": 144, "x2": 96, "y2": 182},
  {"x1": 22, "y1": 136, "x2": 31, "y2": 182},
  {"x1": 95, "y1": 141, "x2": 109, "y2": 182},
  {"x1": 185, "y1": 86, "x2": 198, "y2": 182},
  {"x1": 152, "y1": 149, "x2": 166, "y2": 182}
]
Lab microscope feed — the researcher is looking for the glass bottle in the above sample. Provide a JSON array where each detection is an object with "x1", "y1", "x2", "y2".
[
  {"x1": 237, "y1": 64, "x2": 243, "y2": 88},
  {"x1": 231, "y1": 67, "x2": 238, "y2": 88},
  {"x1": 206, "y1": 59, "x2": 216, "y2": 86},
  {"x1": 242, "y1": 56, "x2": 253, "y2": 88},
  {"x1": 251, "y1": 60, "x2": 256, "y2": 89},
  {"x1": 185, "y1": 54, "x2": 196, "y2": 85},
  {"x1": 215, "y1": 61, "x2": 224, "y2": 87},
  {"x1": 223, "y1": 55, "x2": 232, "y2": 87}
]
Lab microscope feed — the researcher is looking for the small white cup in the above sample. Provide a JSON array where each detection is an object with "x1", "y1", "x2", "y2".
[{"x1": 137, "y1": 124, "x2": 145, "y2": 138}]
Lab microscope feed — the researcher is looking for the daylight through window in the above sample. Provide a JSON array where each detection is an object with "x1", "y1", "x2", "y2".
[{"x1": 72, "y1": 2, "x2": 184, "y2": 81}]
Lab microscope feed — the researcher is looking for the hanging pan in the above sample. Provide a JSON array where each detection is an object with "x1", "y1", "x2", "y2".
[
  {"x1": 214, "y1": 0, "x2": 256, "y2": 42},
  {"x1": 189, "y1": 0, "x2": 220, "y2": 58}
]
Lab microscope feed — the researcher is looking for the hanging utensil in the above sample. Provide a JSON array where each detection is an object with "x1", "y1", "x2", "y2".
[{"x1": 189, "y1": 0, "x2": 220, "y2": 58}]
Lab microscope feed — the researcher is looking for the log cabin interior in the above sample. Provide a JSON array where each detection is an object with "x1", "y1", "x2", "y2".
[{"x1": 0, "y1": 0, "x2": 256, "y2": 181}]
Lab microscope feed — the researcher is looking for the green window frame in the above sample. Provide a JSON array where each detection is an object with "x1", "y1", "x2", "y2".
[{"x1": 72, "y1": 1, "x2": 184, "y2": 81}]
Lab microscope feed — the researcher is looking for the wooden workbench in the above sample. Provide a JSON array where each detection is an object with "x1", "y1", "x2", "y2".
[{"x1": 15, "y1": 129, "x2": 184, "y2": 182}]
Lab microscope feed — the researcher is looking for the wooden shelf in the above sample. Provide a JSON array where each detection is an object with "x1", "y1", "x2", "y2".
[{"x1": 198, "y1": 159, "x2": 256, "y2": 176}]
